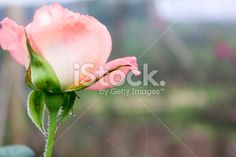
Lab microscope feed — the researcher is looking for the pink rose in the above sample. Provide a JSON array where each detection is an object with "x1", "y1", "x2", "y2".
[{"x1": 0, "y1": 3, "x2": 140, "y2": 91}]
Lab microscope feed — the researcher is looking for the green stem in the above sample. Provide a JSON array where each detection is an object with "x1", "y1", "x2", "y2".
[{"x1": 44, "y1": 112, "x2": 57, "y2": 157}]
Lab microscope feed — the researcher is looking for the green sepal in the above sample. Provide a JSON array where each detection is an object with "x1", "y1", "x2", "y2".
[
  {"x1": 26, "y1": 40, "x2": 61, "y2": 93},
  {"x1": 58, "y1": 92, "x2": 76, "y2": 124},
  {"x1": 25, "y1": 69, "x2": 36, "y2": 90},
  {"x1": 27, "y1": 90, "x2": 45, "y2": 134},
  {"x1": 44, "y1": 92, "x2": 65, "y2": 113}
]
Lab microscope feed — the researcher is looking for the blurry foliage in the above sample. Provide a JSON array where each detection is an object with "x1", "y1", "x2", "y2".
[{"x1": 0, "y1": 145, "x2": 35, "y2": 157}]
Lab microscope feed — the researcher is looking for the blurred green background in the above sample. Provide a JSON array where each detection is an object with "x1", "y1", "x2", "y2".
[{"x1": 1, "y1": 0, "x2": 236, "y2": 157}]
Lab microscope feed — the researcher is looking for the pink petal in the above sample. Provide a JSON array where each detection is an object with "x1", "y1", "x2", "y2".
[
  {"x1": 0, "y1": 18, "x2": 29, "y2": 68},
  {"x1": 27, "y1": 3, "x2": 78, "y2": 32},
  {"x1": 26, "y1": 3, "x2": 112, "y2": 90},
  {"x1": 86, "y1": 56, "x2": 140, "y2": 90}
]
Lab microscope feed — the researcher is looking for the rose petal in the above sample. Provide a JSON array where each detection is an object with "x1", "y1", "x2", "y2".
[
  {"x1": 27, "y1": 4, "x2": 112, "y2": 90},
  {"x1": 86, "y1": 56, "x2": 140, "y2": 90},
  {"x1": 0, "y1": 18, "x2": 29, "y2": 68},
  {"x1": 27, "y1": 3, "x2": 80, "y2": 31}
]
